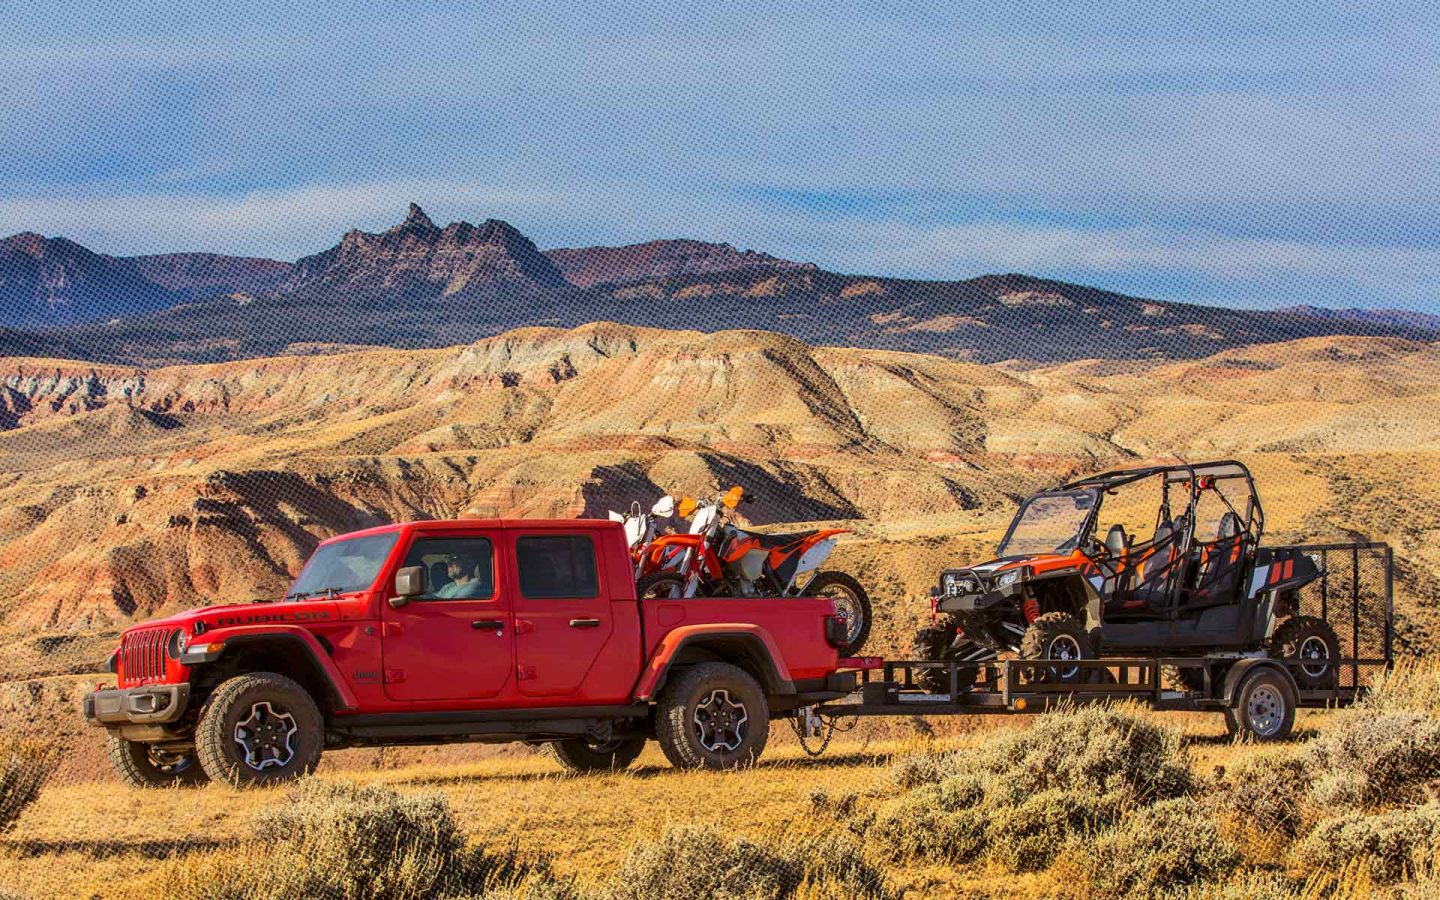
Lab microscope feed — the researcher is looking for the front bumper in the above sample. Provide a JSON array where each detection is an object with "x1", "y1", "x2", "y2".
[
  {"x1": 83, "y1": 683, "x2": 191, "y2": 727},
  {"x1": 936, "y1": 585, "x2": 1019, "y2": 614}
]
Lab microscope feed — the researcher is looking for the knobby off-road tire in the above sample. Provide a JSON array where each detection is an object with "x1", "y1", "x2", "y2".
[
  {"x1": 1226, "y1": 667, "x2": 1297, "y2": 741},
  {"x1": 106, "y1": 735, "x2": 209, "y2": 788},
  {"x1": 911, "y1": 617, "x2": 980, "y2": 695},
  {"x1": 636, "y1": 572, "x2": 687, "y2": 600},
  {"x1": 1162, "y1": 664, "x2": 1209, "y2": 693},
  {"x1": 547, "y1": 736, "x2": 648, "y2": 773},
  {"x1": 1018, "y1": 612, "x2": 1095, "y2": 685},
  {"x1": 802, "y1": 571, "x2": 873, "y2": 655},
  {"x1": 1269, "y1": 615, "x2": 1341, "y2": 691},
  {"x1": 195, "y1": 672, "x2": 324, "y2": 787},
  {"x1": 654, "y1": 662, "x2": 769, "y2": 770}
]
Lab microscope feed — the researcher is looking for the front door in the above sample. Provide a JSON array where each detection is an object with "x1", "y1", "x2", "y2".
[
  {"x1": 381, "y1": 531, "x2": 514, "y2": 702},
  {"x1": 510, "y1": 531, "x2": 616, "y2": 699}
]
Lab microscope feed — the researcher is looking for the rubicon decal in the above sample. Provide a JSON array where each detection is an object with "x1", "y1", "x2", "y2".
[{"x1": 213, "y1": 611, "x2": 332, "y2": 627}]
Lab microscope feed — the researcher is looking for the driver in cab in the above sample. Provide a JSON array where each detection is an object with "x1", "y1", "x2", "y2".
[{"x1": 436, "y1": 553, "x2": 489, "y2": 599}]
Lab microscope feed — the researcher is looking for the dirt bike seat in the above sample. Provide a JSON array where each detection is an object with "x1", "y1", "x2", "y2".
[{"x1": 730, "y1": 527, "x2": 818, "y2": 550}]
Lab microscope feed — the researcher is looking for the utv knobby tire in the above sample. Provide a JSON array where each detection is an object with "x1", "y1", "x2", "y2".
[
  {"x1": 654, "y1": 662, "x2": 769, "y2": 770},
  {"x1": 1018, "y1": 612, "x2": 1094, "y2": 685},
  {"x1": 1269, "y1": 615, "x2": 1341, "y2": 691},
  {"x1": 636, "y1": 572, "x2": 687, "y2": 600},
  {"x1": 547, "y1": 736, "x2": 647, "y2": 773},
  {"x1": 802, "y1": 571, "x2": 873, "y2": 655},
  {"x1": 195, "y1": 672, "x2": 324, "y2": 788},
  {"x1": 1162, "y1": 664, "x2": 1209, "y2": 693},
  {"x1": 106, "y1": 735, "x2": 209, "y2": 788},
  {"x1": 911, "y1": 618, "x2": 979, "y2": 695}
]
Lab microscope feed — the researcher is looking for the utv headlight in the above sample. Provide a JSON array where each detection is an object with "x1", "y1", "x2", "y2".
[{"x1": 995, "y1": 569, "x2": 1024, "y2": 589}]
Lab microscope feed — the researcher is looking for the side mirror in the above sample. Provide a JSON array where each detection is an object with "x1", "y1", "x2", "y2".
[
  {"x1": 390, "y1": 566, "x2": 426, "y2": 607},
  {"x1": 652, "y1": 495, "x2": 676, "y2": 517}
]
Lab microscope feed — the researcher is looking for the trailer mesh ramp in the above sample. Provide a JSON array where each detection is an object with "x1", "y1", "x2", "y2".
[{"x1": 1294, "y1": 543, "x2": 1393, "y2": 690}]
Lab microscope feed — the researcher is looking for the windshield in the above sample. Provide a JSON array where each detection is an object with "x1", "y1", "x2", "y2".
[
  {"x1": 998, "y1": 490, "x2": 1096, "y2": 557},
  {"x1": 286, "y1": 532, "x2": 400, "y2": 599}
]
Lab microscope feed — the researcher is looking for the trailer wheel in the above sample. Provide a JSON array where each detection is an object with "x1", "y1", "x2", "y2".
[
  {"x1": 911, "y1": 618, "x2": 981, "y2": 694},
  {"x1": 1227, "y1": 668, "x2": 1296, "y2": 741},
  {"x1": 1019, "y1": 613, "x2": 1094, "y2": 684},
  {"x1": 106, "y1": 735, "x2": 209, "y2": 788},
  {"x1": 654, "y1": 662, "x2": 769, "y2": 770},
  {"x1": 547, "y1": 736, "x2": 647, "y2": 773},
  {"x1": 1269, "y1": 616, "x2": 1340, "y2": 690}
]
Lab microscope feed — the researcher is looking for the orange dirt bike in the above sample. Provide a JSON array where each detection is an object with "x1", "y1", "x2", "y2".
[{"x1": 634, "y1": 486, "x2": 873, "y2": 654}]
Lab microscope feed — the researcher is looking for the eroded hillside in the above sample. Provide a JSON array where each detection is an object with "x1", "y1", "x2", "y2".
[{"x1": 1, "y1": 325, "x2": 1438, "y2": 679}]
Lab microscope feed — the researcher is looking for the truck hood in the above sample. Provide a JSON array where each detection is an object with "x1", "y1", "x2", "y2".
[{"x1": 122, "y1": 598, "x2": 349, "y2": 637}]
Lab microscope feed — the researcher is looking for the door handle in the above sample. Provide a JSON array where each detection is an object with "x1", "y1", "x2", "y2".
[
  {"x1": 472, "y1": 620, "x2": 505, "y2": 631},
  {"x1": 569, "y1": 618, "x2": 602, "y2": 629}
]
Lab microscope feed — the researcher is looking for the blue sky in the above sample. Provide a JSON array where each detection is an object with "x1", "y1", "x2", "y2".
[{"x1": 2, "y1": 0, "x2": 1438, "y2": 311}]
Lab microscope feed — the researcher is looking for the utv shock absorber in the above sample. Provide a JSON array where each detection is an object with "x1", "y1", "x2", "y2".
[{"x1": 1022, "y1": 594, "x2": 1041, "y2": 625}]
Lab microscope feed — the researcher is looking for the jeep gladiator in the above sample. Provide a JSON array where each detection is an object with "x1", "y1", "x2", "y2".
[{"x1": 84, "y1": 518, "x2": 854, "y2": 786}]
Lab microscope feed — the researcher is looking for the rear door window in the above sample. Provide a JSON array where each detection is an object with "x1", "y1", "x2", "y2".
[{"x1": 516, "y1": 535, "x2": 599, "y2": 598}]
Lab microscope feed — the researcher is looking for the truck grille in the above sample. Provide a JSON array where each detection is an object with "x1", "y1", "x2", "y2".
[{"x1": 119, "y1": 628, "x2": 171, "y2": 684}]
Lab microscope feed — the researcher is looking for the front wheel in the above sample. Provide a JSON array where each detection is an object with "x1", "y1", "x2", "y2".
[
  {"x1": 1018, "y1": 612, "x2": 1095, "y2": 684},
  {"x1": 195, "y1": 672, "x2": 325, "y2": 787},
  {"x1": 803, "y1": 572, "x2": 872, "y2": 655},
  {"x1": 912, "y1": 616, "x2": 983, "y2": 695},
  {"x1": 654, "y1": 662, "x2": 769, "y2": 770},
  {"x1": 547, "y1": 736, "x2": 647, "y2": 773},
  {"x1": 106, "y1": 735, "x2": 209, "y2": 788}
]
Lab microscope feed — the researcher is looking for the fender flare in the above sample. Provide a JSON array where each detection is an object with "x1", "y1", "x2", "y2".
[
  {"x1": 635, "y1": 625, "x2": 796, "y2": 701},
  {"x1": 1220, "y1": 657, "x2": 1298, "y2": 707},
  {"x1": 180, "y1": 625, "x2": 358, "y2": 710}
]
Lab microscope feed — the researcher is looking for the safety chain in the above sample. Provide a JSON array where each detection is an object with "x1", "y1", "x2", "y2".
[{"x1": 790, "y1": 709, "x2": 861, "y2": 757}]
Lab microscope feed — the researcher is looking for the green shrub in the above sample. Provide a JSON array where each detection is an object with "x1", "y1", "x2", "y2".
[
  {"x1": 605, "y1": 824, "x2": 892, "y2": 900},
  {"x1": 1068, "y1": 797, "x2": 1241, "y2": 898},
  {"x1": 0, "y1": 737, "x2": 60, "y2": 834},
  {"x1": 168, "y1": 780, "x2": 560, "y2": 900},
  {"x1": 1295, "y1": 804, "x2": 1440, "y2": 884},
  {"x1": 868, "y1": 783, "x2": 989, "y2": 862},
  {"x1": 987, "y1": 789, "x2": 1128, "y2": 873},
  {"x1": 1211, "y1": 748, "x2": 1312, "y2": 836},
  {"x1": 1304, "y1": 710, "x2": 1440, "y2": 811}
]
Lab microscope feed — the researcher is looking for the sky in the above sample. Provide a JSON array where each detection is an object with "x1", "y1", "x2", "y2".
[{"x1": 2, "y1": 0, "x2": 1438, "y2": 311}]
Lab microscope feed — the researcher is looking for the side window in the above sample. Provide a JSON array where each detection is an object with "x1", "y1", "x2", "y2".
[
  {"x1": 400, "y1": 537, "x2": 495, "y2": 601},
  {"x1": 517, "y1": 535, "x2": 599, "y2": 599}
]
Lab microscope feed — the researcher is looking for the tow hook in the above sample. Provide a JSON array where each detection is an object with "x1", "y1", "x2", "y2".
[
  {"x1": 797, "y1": 705, "x2": 824, "y2": 740},
  {"x1": 790, "y1": 705, "x2": 860, "y2": 757}
]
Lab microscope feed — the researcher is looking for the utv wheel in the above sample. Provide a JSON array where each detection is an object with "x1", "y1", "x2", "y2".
[
  {"x1": 654, "y1": 662, "x2": 769, "y2": 770},
  {"x1": 912, "y1": 617, "x2": 981, "y2": 695},
  {"x1": 106, "y1": 735, "x2": 209, "y2": 788},
  {"x1": 1019, "y1": 613, "x2": 1094, "y2": 684},
  {"x1": 547, "y1": 736, "x2": 647, "y2": 773},
  {"x1": 1269, "y1": 616, "x2": 1340, "y2": 690},
  {"x1": 1162, "y1": 664, "x2": 1209, "y2": 693},
  {"x1": 1227, "y1": 668, "x2": 1296, "y2": 741},
  {"x1": 803, "y1": 572, "x2": 873, "y2": 655},
  {"x1": 195, "y1": 672, "x2": 324, "y2": 787},
  {"x1": 636, "y1": 572, "x2": 687, "y2": 600}
]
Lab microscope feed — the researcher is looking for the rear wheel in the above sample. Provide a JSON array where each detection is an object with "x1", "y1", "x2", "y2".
[
  {"x1": 106, "y1": 735, "x2": 209, "y2": 788},
  {"x1": 803, "y1": 572, "x2": 872, "y2": 655},
  {"x1": 654, "y1": 662, "x2": 769, "y2": 770},
  {"x1": 1227, "y1": 668, "x2": 1297, "y2": 741},
  {"x1": 1269, "y1": 616, "x2": 1340, "y2": 690},
  {"x1": 547, "y1": 736, "x2": 647, "y2": 773},
  {"x1": 1018, "y1": 613, "x2": 1094, "y2": 684},
  {"x1": 195, "y1": 672, "x2": 324, "y2": 787}
]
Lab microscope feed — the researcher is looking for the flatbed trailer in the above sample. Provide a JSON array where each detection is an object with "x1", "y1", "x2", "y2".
[{"x1": 810, "y1": 542, "x2": 1392, "y2": 741}]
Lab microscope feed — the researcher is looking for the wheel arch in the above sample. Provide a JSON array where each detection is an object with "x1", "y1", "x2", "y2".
[
  {"x1": 1030, "y1": 573, "x2": 1102, "y2": 631},
  {"x1": 1220, "y1": 657, "x2": 1298, "y2": 706},
  {"x1": 189, "y1": 630, "x2": 356, "y2": 714},
  {"x1": 638, "y1": 630, "x2": 795, "y2": 701}
]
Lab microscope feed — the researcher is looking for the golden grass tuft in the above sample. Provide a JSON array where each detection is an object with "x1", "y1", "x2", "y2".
[{"x1": 0, "y1": 737, "x2": 60, "y2": 835}]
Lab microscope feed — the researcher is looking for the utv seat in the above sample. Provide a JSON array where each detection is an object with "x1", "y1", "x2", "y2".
[{"x1": 1186, "y1": 513, "x2": 1246, "y2": 608}]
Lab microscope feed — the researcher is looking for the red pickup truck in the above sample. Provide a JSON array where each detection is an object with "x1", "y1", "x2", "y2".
[{"x1": 84, "y1": 519, "x2": 854, "y2": 787}]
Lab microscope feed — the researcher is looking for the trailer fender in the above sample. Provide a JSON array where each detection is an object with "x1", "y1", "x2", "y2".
[
  {"x1": 636, "y1": 625, "x2": 795, "y2": 701},
  {"x1": 1219, "y1": 657, "x2": 1297, "y2": 707}
]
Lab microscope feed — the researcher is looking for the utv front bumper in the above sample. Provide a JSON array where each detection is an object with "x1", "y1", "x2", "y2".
[
  {"x1": 83, "y1": 683, "x2": 190, "y2": 727},
  {"x1": 936, "y1": 585, "x2": 1020, "y2": 614}
]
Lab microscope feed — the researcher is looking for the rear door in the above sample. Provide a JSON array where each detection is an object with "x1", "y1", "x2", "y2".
[
  {"x1": 381, "y1": 530, "x2": 514, "y2": 703},
  {"x1": 509, "y1": 530, "x2": 618, "y2": 699}
]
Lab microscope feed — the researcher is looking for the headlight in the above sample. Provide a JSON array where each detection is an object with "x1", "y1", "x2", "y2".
[
  {"x1": 166, "y1": 628, "x2": 188, "y2": 660},
  {"x1": 995, "y1": 569, "x2": 1023, "y2": 589},
  {"x1": 941, "y1": 572, "x2": 980, "y2": 596}
]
